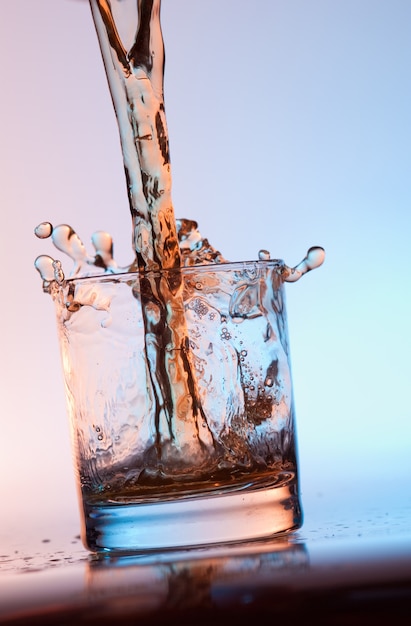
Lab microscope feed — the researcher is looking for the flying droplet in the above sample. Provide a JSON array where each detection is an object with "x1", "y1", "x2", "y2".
[
  {"x1": 282, "y1": 246, "x2": 325, "y2": 283},
  {"x1": 34, "y1": 255, "x2": 56, "y2": 282},
  {"x1": 52, "y1": 260, "x2": 65, "y2": 285},
  {"x1": 34, "y1": 222, "x2": 53, "y2": 239},
  {"x1": 52, "y1": 224, "x2": 89, "y2": 264},
  {"x1": 91, "y1": 231, "x2": 116, "y2": 269}
]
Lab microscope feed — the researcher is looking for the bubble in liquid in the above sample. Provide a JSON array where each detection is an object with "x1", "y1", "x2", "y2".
[
  {"x1": 221, "y1": 328, "x2": 231, "y2": 340},
  {"x1": 34, "y1": 222, "x2": 53, "y2": 239}
]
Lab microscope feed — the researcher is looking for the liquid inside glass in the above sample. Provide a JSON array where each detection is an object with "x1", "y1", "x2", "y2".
[{"x1": 49, "y1": 261, "x2": 301, "y2": 551}]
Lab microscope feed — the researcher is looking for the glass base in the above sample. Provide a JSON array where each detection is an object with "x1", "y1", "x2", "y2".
[{"x1": 81, "y1": 473, "x2": 303, "y2": 554}]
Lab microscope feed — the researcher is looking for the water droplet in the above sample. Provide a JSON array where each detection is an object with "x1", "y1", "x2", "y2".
[
  {"x1": 241, "y1": 350, "x2": 248, "y2": 357},
  {"x1": 52, "y1": 259, "x2": 65, "y2": 284},
  {"x1": 91, "y1": 231, "x2": 116, "y2": 269},
  {"x1": 34, "y1": 255, "x2": 56, "y2": 282},
  {"x1": 282, "y1": 247, "x2": 325, "y2": 283},
  {"x1": 34, "y1": 222, "x2": 53, "y2": 239},
  {"x1": 265, "y1": 377, "x2": 274, "y2": 387},
  {"x1": 258, "y1": 249, "x2": 270, "y2": 260},
  {"x1": 51, "y1": 224, "x2": 92, "y2": 272}
]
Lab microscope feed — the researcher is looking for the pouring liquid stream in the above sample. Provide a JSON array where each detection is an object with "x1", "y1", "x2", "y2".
[{"x1": 35, "y1": 0, "x2": 325, "y2": 482}]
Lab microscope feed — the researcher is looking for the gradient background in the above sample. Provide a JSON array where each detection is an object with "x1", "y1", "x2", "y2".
[{"x1": 0, "y1": 0, "x2": 410, "y2": 541}]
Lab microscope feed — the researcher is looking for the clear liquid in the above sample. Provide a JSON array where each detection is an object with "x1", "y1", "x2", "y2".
[
  {"x1": 50, "y1": 261, "x2": 297, "y2": 491},
  {"x1": 33, "y1": 1, "x2": 324, "y2": 549}
]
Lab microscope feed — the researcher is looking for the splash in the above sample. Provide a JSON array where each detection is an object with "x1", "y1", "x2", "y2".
[
  {"x1": 34, "y1": 219, "x2": 324, "y2": 286},
  {"x1": 34, "y1": 0, "x2": 325, "y2": 493}
]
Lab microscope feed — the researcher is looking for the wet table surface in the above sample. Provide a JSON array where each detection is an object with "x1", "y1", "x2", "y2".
[{"x1": 1, "y1": 477, "x2": 411, "y2": 625}]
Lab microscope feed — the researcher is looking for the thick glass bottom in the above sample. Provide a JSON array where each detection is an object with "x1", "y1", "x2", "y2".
[{"x1": 81, "y1": 472, "x2": 303, "y2": 554}]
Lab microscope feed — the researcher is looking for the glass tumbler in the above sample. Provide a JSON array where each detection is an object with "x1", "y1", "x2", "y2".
[{"x1": 51, "y1": 260, "x2": 303, "y2": 553}]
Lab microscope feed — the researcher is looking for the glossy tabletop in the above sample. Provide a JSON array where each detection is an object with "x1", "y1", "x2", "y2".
[{"x1": 1, "y1": 472, "x2": 410, "y2": 625}]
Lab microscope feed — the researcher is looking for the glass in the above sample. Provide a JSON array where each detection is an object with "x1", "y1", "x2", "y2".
[{"x1": 50, "y1": 259, "x2": 303, "y2": 553}]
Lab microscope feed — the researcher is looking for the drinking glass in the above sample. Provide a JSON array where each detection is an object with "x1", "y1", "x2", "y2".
[{"x1": 51, "y1": 260, "x2": 302, "y2": 553}]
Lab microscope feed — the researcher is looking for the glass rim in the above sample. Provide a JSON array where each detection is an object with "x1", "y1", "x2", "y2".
[{"x1": 61, "y1": 258, "x2": 286, "y2": 286}]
